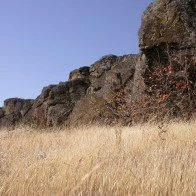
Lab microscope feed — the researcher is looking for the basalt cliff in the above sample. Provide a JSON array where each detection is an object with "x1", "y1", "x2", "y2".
[{"x1": 0, "y1": 0, "x2": 195, "y2": 128}]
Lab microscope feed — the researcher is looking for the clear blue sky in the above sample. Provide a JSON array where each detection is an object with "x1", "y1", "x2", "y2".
[{"x1": 0, "y1": 0, "x2": 153, "y2": 106}]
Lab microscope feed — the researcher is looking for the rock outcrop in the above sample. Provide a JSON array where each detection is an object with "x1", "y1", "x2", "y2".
[
  {"x1": 0, "y1": 54, "x2": 137, "y2": 127},
  {"x1": 136, "y1": 0, "x2": 196, "y2": 118},
  {"x1": 32, "y1": 78, "x2": 90, "y2": 126},
  {"x1": 31, "y1": 54, "x2": 137, "y2": 127},
  {"x1": 69, "y1": 66, "x2": 90, "y2": 81},
  {"x1": 139, "y1": 0, "x2": 196, "y2": 50},
  {"x1": 68, "y1": 54, "x2": 137, "y2": 126},
  {"x1": 0, "y1": 0, "x2": 195, "y2": 128},
  {"x1": 0, "y1": 98, "x2": 34, "y2": 128},
  {"x1": 0, "y1": 108, "x2": 5, "y2": 119}
]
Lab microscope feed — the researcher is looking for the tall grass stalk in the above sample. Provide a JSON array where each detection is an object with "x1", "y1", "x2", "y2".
[{"x1": 0, "y1": 121, "x2": 195, "y2": 195}]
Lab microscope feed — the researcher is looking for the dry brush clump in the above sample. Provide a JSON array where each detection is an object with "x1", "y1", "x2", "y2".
[
  {"x1": 143, "y1": 45, "x2": 195, "y2": 118},
  {"x1": 108, "y1": 44, "x2": 196, "y2": 124},
  {"x1": 0, "y1": 121, "x2": 196, "y2": 195}
]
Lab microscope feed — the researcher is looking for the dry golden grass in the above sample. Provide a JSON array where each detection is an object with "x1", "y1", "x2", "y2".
[{"x1": 0, "y1": 121, "x2": 196, "y2": 196}]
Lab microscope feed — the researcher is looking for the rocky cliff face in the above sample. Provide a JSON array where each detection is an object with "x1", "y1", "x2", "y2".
[
  {"x1": 68, "y1": 54, "x2": 137, "y2": 126},
  {"x1": 32, "y1": 78, "x2": 90, "y2": 127},
  {"x1": 137, "y1": 0, "x2": 196, "y2": 118},
  {"x1": 0, "y1": 98, "x2": 34, "y2": 127},
  {"x1": 0, "y1": 0, "x2": 195, "y2": 128},
  {"x1": 33, "y1": 54, "x2": 137, "y2": 127},
  {"x1": 139, "y1": 0, "x2": 196, "y2": 49}
]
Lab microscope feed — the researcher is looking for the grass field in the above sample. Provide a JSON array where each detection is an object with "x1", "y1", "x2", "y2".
[{"x1": 0, "y1": 121, "x2": 196, "y2": 196}]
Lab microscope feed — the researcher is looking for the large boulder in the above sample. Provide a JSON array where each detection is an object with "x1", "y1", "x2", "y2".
[
  {"x1": 3, "y1": 98, "x2": 33, "y2": 116},
  {"x1": 139, "y1": 0, "x2": 196, "y2": 50},
  {"x1": 88, "y1": 54, "x2": 137, "y2": 93},
  {"x1": 32, "y1": 78, "x2": 90, "y2": 126},
  {"x1": 68, "y1": 54, "x2": 138, "y2": 126},
  {"x1": 0, "y1": 98, "x2": 34, "y2": 127},
  {"x1": 69, "y1": 66, "x2": 90, "y2": 81}
]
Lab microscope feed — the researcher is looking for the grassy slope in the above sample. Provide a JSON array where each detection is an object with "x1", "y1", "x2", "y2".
[{"x1": 0, "y1": 121, "x2": 196, "y2": 196}]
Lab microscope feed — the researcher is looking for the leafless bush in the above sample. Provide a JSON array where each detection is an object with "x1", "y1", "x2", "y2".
[{"x1": 107, "y1": 44, "x2": 195, "y2": 124}]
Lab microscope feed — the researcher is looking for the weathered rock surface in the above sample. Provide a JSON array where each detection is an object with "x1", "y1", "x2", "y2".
[
  {"x1": 136, "y1": 0, "x2": 196, "y2": 118},
  {"x1": 69, "y1": 66, "x2": 90, "y2": 81},
  {"x1": 0, "y1": 98, "x2": 34, "y2": 127},
  {"x1": 0, "y1": 54, "x2": 137, "y2": 127},
  {"x1": 139, "y1": 0, "x2": 196, "y2": 50},
  {"x1": 3, "y1": 98, "x2": 33, "y2": 116},
  {"x1": 0, "y1": 108, "x2": 4, "y2": 119},
  {"x1": 0, "y1": 0, "x2": 195, "y2": 128},
  {"x1": 32, "y1": 78, "x2": 90, "y2": 126},
  {"x1": 68, "y1": 54, "x2": 137, "y2": 126}
]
